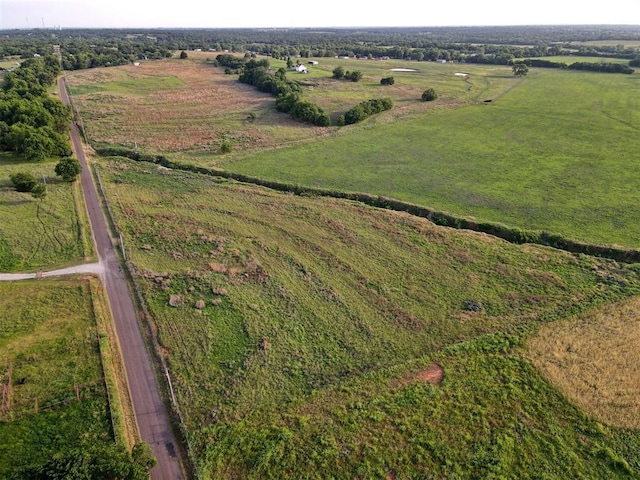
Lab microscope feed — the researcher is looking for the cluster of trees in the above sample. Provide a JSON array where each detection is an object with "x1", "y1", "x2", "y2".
[
  {"x1": 339, "y1": 98, "x2": 393, "y2": 125},
  {"x1": 10, "y1": 441, "x2": 156, "y2": 480},
  {"x1": 0, "y1": 55, "x2": 72, "y2": 161},
  {"x1": 332, "y1": 66, "x2": 363, "y2": 82},
  {"x1": 217, "y1": 54, "x2": 330, "y2": 127}
]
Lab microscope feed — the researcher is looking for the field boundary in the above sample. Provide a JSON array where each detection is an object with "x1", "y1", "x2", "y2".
[{"x1": 95, "y1": 146, "x2": 640, "y2": 264}]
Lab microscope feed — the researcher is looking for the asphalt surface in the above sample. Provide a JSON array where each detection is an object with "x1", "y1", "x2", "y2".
[{"x1": 58, "y1": 77, "x2": 185, "y2": 479}]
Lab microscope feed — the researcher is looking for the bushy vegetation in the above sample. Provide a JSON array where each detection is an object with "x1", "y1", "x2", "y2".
[
  {"x1": 339, "y1": 97, "x2": 393, "y2": 125},
  {"x1": 217, "y1": 54, "x2": 330, "y2": 126},
  {"x1": 568, "y1": 61, "x2": 635, "y2": 74},
  {"x1": 9, "y1": 171, "x2": 37, "y2": 192},
  {"x1": 421, "y1": 87, "x2": 438, "y2": 101},
  {"x1": 332, "y1": 65, "x2": 363, "y2": 81},
  {"x1": 0, "y1": 56, "x2": 71, "y2": 162}
]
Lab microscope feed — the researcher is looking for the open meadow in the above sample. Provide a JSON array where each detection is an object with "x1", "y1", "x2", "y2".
[
  {"x1": 97, "y1": 158, "x2": 640, "y2": 478},
  {"x1": 0, "y1": 153, "x2": 92, "y2": 272},
  {"x1": 68, "y1": 55, "x2": 640, "y2": 250},
  {"x1": 0, "y1": 278, "x2": 118, "y2": 476}
]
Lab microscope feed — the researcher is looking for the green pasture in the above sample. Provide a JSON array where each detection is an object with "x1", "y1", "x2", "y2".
[
  {"x1": 98, "y1": 159, "x2": 640, "y2": 479},
  {"x1": 221, "y1": 66, "x2": 640, "y2": 248},
  {"x1": 0, "y1": 280, "x2": 114, "y2": 476},
  {"x1": 0, "y1": 153, "x2": 90, "y2": 272},
  {"x1": 69, "y1": 73, "x2": 183, "y2": 96}
]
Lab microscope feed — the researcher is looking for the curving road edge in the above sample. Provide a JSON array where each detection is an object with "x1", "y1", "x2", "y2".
[{"x1": 58, "y1": 76, "x2": 186, "y2": 480}]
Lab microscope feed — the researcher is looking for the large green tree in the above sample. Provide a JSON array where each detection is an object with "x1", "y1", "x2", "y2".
[
  {"x1": 512, "y1": 62, "x2": 529, "y2": 76},
  {"x1": 54, "y1": 157, "x2": 82, "y2": 182}
]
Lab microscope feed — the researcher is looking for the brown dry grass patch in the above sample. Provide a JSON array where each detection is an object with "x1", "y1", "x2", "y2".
[
  {"x1": 400, "y1": 362, "x2": 445, "y2": 387},
  {"x1": 66, "y1": 59, "x2": 328, "y2": 157},
  {"x1": 525, "y1": 296, "x2": 640, "y2": 429}
]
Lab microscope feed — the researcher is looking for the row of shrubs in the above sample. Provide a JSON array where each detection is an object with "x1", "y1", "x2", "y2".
[
  {"x1": 96, "y1": 146, "x2": 640, "y2": 264},
  {"x1": 217, "y1": 55, "x2": 331, "y2": 127},
  {"x1": 339, "y1": 97, "x2": 393, "y2": 125},
  {"x1": 517, "y1": 59, "x2": 635, "y2": 74}
]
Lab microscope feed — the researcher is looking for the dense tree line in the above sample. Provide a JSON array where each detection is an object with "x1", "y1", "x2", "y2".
[{"x1": 0, "y1": 55, "x2": 72, "y2": 161}]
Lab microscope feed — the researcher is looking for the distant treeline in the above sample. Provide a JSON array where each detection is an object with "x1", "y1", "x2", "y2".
[
  {"x1": 2, "y1": 27, "x2": 640, "y2": 71},
  {"x1": 95, "y1": 146, "x2": 640, "y2": 265}
]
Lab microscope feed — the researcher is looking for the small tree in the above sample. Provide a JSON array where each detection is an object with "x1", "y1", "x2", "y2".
[
  {"x1": 512, "y1": 62, "x2": 528, "y2": 77},
  {"x1": 422, "y1": 88, "x2": 438, "y2": 101},
  {"x1": 347, "y1": 70, "x2": 363, "y2": 82},
  {"x1": 220, "y1": 140, "x2": 233, "y2": 153},
  {"x1": 332, "y1": 66, "x2": 345, "y2": 79},
  {"x1": 179, "y1": 50, "x2": 188, "y2": 59},
  {"x1": 31, "y1": 182, "x2": 47, "y2": 200},
  {"x1": 55, "y1": 156, "x2": 82, "y2": 182},
  {"x1": 10, "y1": 172, "x2": 37, "y2": 192},
  {"x1": 381, "y1": 76, "x2": 395, "y2": 86}
]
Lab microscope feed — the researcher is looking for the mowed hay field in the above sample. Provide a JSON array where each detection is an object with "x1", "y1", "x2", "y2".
[
  {"x1": 0, "y1": 153, "x2": 90, "y2": 272},
  {"x1": 0, "y1": 279, "x2": 115, "y2": 476},
  {"x1": 98, "y1": 158, "x2": 640, "y2": 479}
]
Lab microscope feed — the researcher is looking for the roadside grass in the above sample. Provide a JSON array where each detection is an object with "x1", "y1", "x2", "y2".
[
  {"x1": 526, "y1": 295, "x2": 640, "y2": 430},
  {"x1": 98, "y1": 158, "x2": 640, "y2": 478},
  {"x1": 221, "y1": 67, "x2": 640, "y2": 249},
  {"x1": 0, "y1": 153, "x2": 89, "y2": 272},
  {"x1": 0, "y1": 279, "x2": 114, "y2": 476}
]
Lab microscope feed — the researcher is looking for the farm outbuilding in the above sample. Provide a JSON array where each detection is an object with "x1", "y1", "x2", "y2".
[{"x1": 295, "y1": 64, "x2": 308, "y2": 73}]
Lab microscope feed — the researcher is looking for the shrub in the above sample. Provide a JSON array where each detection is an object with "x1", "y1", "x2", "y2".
[
  {"x1": 220, "y1": 140, "x2": 233, "y2": 153},
  {"x1": 422, "y1": 88, "x2": 438, "y2": 101},
  {"x1": 381, "y1": 76, "x2": 395, "y2": 85},
  {"x1": 10, "y1": 171, "x2": 38, "y2": 192}
]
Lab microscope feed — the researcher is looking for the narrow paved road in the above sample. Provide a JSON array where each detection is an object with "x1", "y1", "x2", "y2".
[{"x1": 59, "y1": 77, "x2": 185, "y2": 480}]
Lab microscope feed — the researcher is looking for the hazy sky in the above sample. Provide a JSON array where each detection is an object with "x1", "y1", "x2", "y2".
[{"x1": 1, "y1": 0, "x2": 639, "y2": 29}]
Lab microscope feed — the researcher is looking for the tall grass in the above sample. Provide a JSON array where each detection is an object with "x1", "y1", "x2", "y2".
[
  {"x1": 98, "y1": 159, "x2": 640, "y2": 479},
  {"x1": 0, "y1": 153, "x2": 88, "y2": 272},
  {"x1": 0, "y1": 280, "x2": 113, "y2": 476}
]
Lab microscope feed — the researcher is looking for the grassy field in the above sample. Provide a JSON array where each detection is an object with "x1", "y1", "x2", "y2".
[
  {"x1": 68, "y1": 56, "x2": 640, "y2": 250},
  {"x1": 0, "y1": 153, "x2": 92, "y2": 272},
  {"x1": 221, "y1": 66, "x2": 640, "y2": 249},
  {"x1": 98, "y1": 158, "x2": 640, "y2": 479},
  {"x1": 0, "y1": 279, "x2": 116, "y2": 476}
]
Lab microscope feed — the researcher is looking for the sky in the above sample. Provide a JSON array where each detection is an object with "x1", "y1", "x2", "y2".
[{"x1": 1, "y1": 0, "x2": 639, "y2": 30}]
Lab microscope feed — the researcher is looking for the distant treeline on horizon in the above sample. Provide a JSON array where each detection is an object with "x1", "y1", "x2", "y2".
[{"x1": 1, "y1": 25, "x2": 639, "y2": 71}]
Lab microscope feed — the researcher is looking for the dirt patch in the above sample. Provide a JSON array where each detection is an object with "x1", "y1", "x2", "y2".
[{"x1": 402, "y1": 363, "x2": 445, "y2": 387}]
